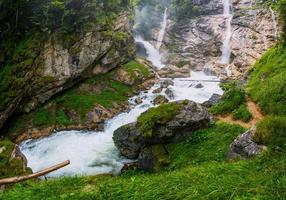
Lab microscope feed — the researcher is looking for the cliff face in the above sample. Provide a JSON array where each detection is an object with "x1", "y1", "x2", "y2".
[
  {"x1": 0, "y1": 11, "x2": 135, "y2": 130},
  {"x1": 164, "y1": 0, "x2": 280, "y2": 80}
]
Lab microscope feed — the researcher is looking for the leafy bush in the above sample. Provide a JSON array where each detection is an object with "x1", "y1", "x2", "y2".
[
  {"x1": 210, "y1": 82, "x2": 246, "y2": 115},
  {"x1": 248, "y1": 45, "x2": 286, "y2": 115},
  {"x1": 137, "y1": 102, "x2": 181, "y2": 137},
  {"x1": 253, "y1": 116, "x2": 286, "y2": 151},
  {"x1": 232, "y1": 104, "x2": 252, "y2": 122}
]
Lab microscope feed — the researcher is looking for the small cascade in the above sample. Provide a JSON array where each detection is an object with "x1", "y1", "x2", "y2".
[
  {"x1": 221, "y1": 0, "x2": 233, "y2": 77},
  {"x1": 156, "y1": 8, "x2": 168, "y2": 50},
  {"x1": 270, "y1": 7, "x2": 278, "y2": 41}
]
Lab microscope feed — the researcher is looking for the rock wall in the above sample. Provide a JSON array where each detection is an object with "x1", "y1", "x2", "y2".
[
  {"x1": 164, "y1": 0, "x2": 280, "y2": 80},
  {"x1": 0, "y1": 11, "x2": 135, "y2": 131}
]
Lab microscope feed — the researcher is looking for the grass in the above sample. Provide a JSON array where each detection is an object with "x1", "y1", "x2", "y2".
[
  {"x1": 123, "y1": 60, "x2": 151, "y2": 80},
  {"x1": 1, "y1": 123, "x2": 286, "y2": 199},
  {"x1": 248, "y1": 45, "x2": 286, "y2": 116},
  {"x1": 253, "y1": 116, "x2": 286, "y2": 152},
  {"x1": 137, "y1": 102, "x2": 181, "y2": 137},
  {"x1": 232, "y1": 104, "x2": 252, "y2": 122},
  {"x1": 210, "y1": 82, "x2": 246, "y2": 115}
]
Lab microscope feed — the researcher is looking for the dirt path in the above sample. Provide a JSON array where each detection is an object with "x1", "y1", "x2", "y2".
[{"x1": 217, "y1": 98, "x2": 264, "y2": 128}]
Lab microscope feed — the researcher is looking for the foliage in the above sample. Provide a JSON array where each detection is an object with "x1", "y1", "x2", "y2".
[
  {"x1": 232, "y1": 104, "x2": 252, "y2": 122},
  {"x1": 2, "y1": 123, "x2": 286, "y2": 199},
  {"x1": 171, "y1": 0, "x2": 200, "y2": 22},
  {"x1": 137, "y1": 102, "x2": 181, "y2": 137},
  {"x1": 248, "y1": 45, "x2": 286, "y2": 116},
  {"x1": 253, "y1": 116, "x2": 286, "y2": 152},
  {"x1": 210, "y1": 81, "x2": 247, "y2": 115},
  {"x1": 123, "y1": 60, "x2": 150, "y2": 78}
]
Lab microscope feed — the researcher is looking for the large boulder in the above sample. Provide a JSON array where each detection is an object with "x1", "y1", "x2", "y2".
[
  {"x1": 227, "y1": 126, "x2": 267, "y2": 159},
  {"x1": 113, "y1": 100, "x2": 212, "y2": 159}
]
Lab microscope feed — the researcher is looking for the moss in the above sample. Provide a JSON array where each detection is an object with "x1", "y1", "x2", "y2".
[
  {"x1": 253, "y1": 116, "x2": 286, "y2": 151},
  {"x1": 33, "y1": 108, "x2": 54, "y2": 127},
  {"x1": 232, "y1": 104, "x2": 252, "y2": 122},
  {"x1": 210, "y1": 81, "x2": 246, "y2": 115},
  {"x1": 56, "y1": 109, "x2": 73, "y2": 126},
  {"x1": 123, "y1": 60, "x2": 151, "y2": 78},
  {"x1": 137, "y1": 102, "x2": 181, "y2": 137}
]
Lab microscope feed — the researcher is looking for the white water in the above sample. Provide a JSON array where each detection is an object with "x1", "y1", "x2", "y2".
[
  {"x1": 270, "y1": 7, "x2": 278, "y2": 41},
  {"x1": 156, "y1": 8, "x2": 168, "y2": 50},
  {"x1": 19, "y1": 6, "x2": 223, "y2": 178},
  {"x1": 221, "y1": 0, "x2": 233, "y2": 65},
  {"x1": 135, "y1": 36, "x2": 165, "y2": 69}
]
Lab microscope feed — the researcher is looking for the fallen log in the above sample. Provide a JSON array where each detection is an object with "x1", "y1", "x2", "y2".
[{"x1": 0, "y1": 160, "x2": 70, "y2": 185}]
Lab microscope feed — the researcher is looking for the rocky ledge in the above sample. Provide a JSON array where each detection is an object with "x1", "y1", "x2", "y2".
[{"x1": 113, "y1": 100, "x2": 212, "y2": 171}]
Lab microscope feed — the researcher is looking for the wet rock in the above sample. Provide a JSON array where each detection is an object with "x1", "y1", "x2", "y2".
[
  {"x1": 113, "y1": 100, "x2": 212, "y2": 159},
  {"x1": 202, "y1": 93, "x2": 222, "y2": 107},
  {"x1": 121, "y1": 161, "x2": 139, "y2": 173},
  {"x1": 87, "y1": 105, "x2": 112, "y2": 124},
  {"x1": 195, "y1": 83, "x2": 204, "y2": 88},
  {"x1": 157, "y1": 65, "x2": 190, "y2": 78},
  {"x1": 160, "y1": 80, "x2": 174, "y2": 88},
  {"x1": 152, "y1": 88, "x2": 163, "y2": 94},
  {"x1": 135, "y1": 97, "x2": 143, "y2": 104},
  {"x1": 165, "y1": 88, "x2": 175, "y2": 99},
  {"x1": 153, "y1": 95, "x2": 169, "y2": 105},
  {"x1": 227, "y1": 126, "x2": 267, "y2": 159}
]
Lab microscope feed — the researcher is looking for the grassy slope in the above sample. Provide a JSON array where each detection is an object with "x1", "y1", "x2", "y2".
[{"x1": 1, "y1": 123, "x2": 285, "y2": 199}]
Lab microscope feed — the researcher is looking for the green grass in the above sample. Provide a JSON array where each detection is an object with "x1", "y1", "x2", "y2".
[
  {"x1": 210, "y1": 82, "x2": 247, "y2": 115},
  {"x1": 232, "y1": 104, "x2": 252, "y2": 122},
  {"x1": 56, "y1": 109, "x2": 73, "y2": 126},
  {"x1": 248, "y1": 45, "x2": 286, "y2": 116},
  {"x1": 123, "y1": 60, "x2": 151, "y2": 79},
  {"x1": 137, "y1": 102, "x2": 181, "y2": 137},
  {"x1": 1, "y1": 123, "x2": 286, "y2": 199}
]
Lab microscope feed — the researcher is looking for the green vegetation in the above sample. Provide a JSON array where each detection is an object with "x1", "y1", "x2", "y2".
[
  {"x1": 123, "y1": 60, "x2": 151, "y2": 79},
  {"x1": 2, "y1": 123, "x2": 286, "y2": 199},
  {"x1": 248, "y1": 45, "x2": 286, "y2": 116},
  {"x1": 232, "y1": 104, "x2": 252, "y2": 122},
  {"x1": 210, "y1": 82, "x2": 252, "y2": 122},
  {"x1": 137, "y1": 102, "x2": 181, "y2": 137},
  {"x1": 0, "y1": 139, "x2": 30, "y2": 179},
  {"x1": 253, "y1": 116, "x2": 286, "y2": 152}
]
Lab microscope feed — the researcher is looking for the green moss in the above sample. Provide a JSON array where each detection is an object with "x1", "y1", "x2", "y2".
[
  {"x1": 123, "y1": 60, "x2": 151, "y2": 78},
  {"x1": 33, "y1": 108, "x2": 54, "y2": 127},
  {"x1": 248, "y1": 45, "x2": 286, "y2": 115},
  {"x1": 56, "y1": 109, "x2": 73, "y2": 126},
  {"x1": 232, "y1": 104, "x2": 252, "y2": 122},
  {"x1": 253, "y1": 116, "x2": 286, "y2": 151},
  {"x1": 210, "y1": 81, "x2": 246, "y2": 115},
  {"x1": 137, "y1": 102, "x2": 181, "y2": 137}
]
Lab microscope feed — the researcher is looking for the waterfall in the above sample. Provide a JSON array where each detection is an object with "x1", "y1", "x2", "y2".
[
  {"x1": 156, "y1": 8, "x2": 168, "y2": 50},
  {"x1": 270, "y1": 7, "x2": 278, "y2": 41},
  {"x1": 221, "y1": 0, "x2": 233, "y2": 65}
]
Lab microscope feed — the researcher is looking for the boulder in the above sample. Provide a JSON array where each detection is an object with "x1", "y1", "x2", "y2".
[
  {"x1": 135, "y1": 97, "x2": 143, "y2": 104},
  {"x1": 152, "y1": 88, "x2": 163, "y2": 94},
  {"x1": 202, "y1": 93, "x2": 222, "y2": 107},
  {"x1": 153, "y1": 95, "x2": 169, "y2": 105},
  {"x1": 165, "y1": 88, "x2": 175, "y2": 99},
  {"x1": 113, "y1": 100, "x2": 212, "y2": 159},
  {"x1": 160, "y1": 80, "x2": 174, "y2": 88},
  {"x1": 227, "y1": 126, "x2": 267, "y2": 159}
]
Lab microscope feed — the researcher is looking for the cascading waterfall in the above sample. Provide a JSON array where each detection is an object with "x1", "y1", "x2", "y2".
[
  {"x1": 19, "y1": 4, "x2": 223, "y2": 178},
  {"x1": 156, "y1": 8, "x2": 168, "y2": 50},
  {"x1": 221, "y1": 0, "x2": 233, "y2": 77},
  {"x1": 270, "y1": 7, "x2": 278, "y2": 41}
]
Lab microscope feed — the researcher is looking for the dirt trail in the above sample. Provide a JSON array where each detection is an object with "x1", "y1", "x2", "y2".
[{"x1": 217, "y1": 98, "x2": 264, "y2": 128}]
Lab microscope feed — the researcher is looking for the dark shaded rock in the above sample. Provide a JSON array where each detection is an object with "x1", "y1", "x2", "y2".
[
  {"x1": 153, "y1": 95, "x2": 169, "y2": 105},
  {"x1": 165, "y1": 88, "x2": 175, "y2": 99},
  {"x1": 113, "y1": 100, "x2": 212, "y2": 159},
  {"x1": 227, "y1": 126, "x2": 267, "y2": 159},
  {"x1": 121, "y1": 161, "x2": 139, "y2": 173},
  {"x1": 152, "y1": 88, "x2": 163, "y2": 94},
  {"x1": 202, "y1": 93, "x2": 222, "y2": 107},
  {"x1": 138, "y1": 145, "x2": 170, "y2": 172},
  {"x1": 135, "y1": 97, "x2": 143, "y2": 104},
  {"x1": 194, "y1": 83, "x2": 204, "y2": 88}
]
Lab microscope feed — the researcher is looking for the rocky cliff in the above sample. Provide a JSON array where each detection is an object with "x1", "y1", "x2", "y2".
[
  {"x1": 164, "y1": 0, "x2": 280, "y2": 80},
  {"x1": 0, "y1": 11, "x2": 135, "y2": 131}
]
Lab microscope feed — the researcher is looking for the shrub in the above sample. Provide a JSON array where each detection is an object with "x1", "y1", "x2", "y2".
[
  {"x1": 210, "y1": 82, "x2": 246, "y2": 115},
  {"x1": 232, "y1": 104, "x2": 252, "y2": 122},
  {"x1": 253, "y1": 116, "x2": 286, "y2": 151},
  {"x1": 137, "y1": 102, "x2": 181, "y2": 137}
]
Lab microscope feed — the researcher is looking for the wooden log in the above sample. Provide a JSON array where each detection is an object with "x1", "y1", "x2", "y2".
[{"x1": 0, "y1": 160, "x2": 70, "y2": 185}]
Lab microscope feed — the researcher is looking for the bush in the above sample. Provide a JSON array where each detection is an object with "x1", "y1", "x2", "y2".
[
  {"x1": 253, "y1": 116, "x2": 286, "y2": 151},
  {"x1": 210, "y1": 82, "x2": 246, "y2": 115},
  {"x1": 232, "y1": 104, "x2": 252, "y2": 122}
]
